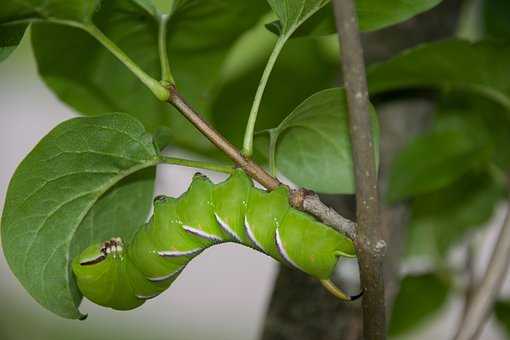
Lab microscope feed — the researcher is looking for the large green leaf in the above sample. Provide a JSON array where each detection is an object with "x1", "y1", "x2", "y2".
[
  {"x1": 0, "y1": 0, "x2": 101, "y2": 24},
  {"x1": 1, "y1": 114, "x2": 159, "y2": 319},
  {"x1": 496, "y1": 300, "x2": 510, "y2": 338},
  {"x1": 0, "y1": 23, "x2": 27, "y2": 62},
  {"x1": 272, "y1": 0, "x2": 443, "y2": 37},
  {"x1": 388, "y1": 115, "x2": 490, "y2": 202},
  {"x1": 31, "y1": 0, "x2": 267, "y2": 152},
  {"x1": 389, "y1": 273, "x2": 450, "y2": 336},
  {"x1": 368, "y1": 39, "x2": 510, "y2": 111},
  {"x1": 406, "y1": 171, "x2": 504, "y2": 258},
  {"x1": 257, "y1": 88, "x2": 379, "y2": 194}
]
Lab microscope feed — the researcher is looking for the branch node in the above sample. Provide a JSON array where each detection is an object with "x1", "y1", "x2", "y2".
[
  {"x1": 299, "y1": 190, "x2": 357, "y2": 240},
  {"x1": 289, "y1": 188, "x2": 312, "y2": 210}
]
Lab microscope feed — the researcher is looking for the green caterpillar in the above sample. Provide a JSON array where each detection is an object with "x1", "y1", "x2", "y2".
[{"x1": 72, "y1": 170, "x2": 357, "y2": 311}]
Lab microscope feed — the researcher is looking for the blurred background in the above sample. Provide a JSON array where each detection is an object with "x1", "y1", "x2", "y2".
[{"x1": 2, "y1": 0, "x2": 510, "y2": 339}]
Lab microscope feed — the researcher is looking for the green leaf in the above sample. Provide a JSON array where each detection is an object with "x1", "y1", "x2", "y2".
[
  {"x1": 406, "y1": 171, "x2": 504, "y2": 258},
  {"x1": 152, "y1": 0, "x2": 174, "y2": 14},
  {"x1": 368, "y1": 39, "x2": 510, "y2": 111},
  {"x1": 483, "y1": 0, "x2": 510, "y2": 40},
  {"x1": 388, "y1": 116, "x2": 490, "y2": 202},
  {"x1": 495, "y1": 300, "x2": 510, "y2": 338},
  {"x1": 258, "y1": 88, "x2": 379, "y2": 194},
  {"x1": 31, "y1": 0, "x2": 267, "y2": 152},
  {"x1": 389, "y1": 273, "x2": 450, "y2": 336},
  {"x1": 266, "y1": 0, "x2": 329, "y2": 37},
  {"x1": 1, "y1": 114, "x2": 159, "y2": 319},
  {"x1": 0, "y1": 23, "x2": 27, "y2": 62},
  {"x1": 266, "y1": 0, "x2": 442, "y2": 37},
  {"x1": 357, "y1": 0, "x2": 442, "y2": 32},
  {"x1": 0, "y1": 0, "x2": 101, "y2": 24}
]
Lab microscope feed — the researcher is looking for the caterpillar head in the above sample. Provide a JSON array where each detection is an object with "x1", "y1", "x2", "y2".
[
  {"x1": 80, "y1": 237, "x2": 124, "y2": 265},
  {"x1": 73, "y1": 238, "x2": 123, "y2": 270},
  {"x1": 72, "y1": 237, "x2": 146, "y2": 311}
]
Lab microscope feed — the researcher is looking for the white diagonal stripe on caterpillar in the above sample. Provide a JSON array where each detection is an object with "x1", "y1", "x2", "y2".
[
  {"x1": 147, "y1": 268, "x2": 183, "y2": 282},
  {"x1": 136, "y1": 292, "x2": 160, "y2": 300},
  {"x1": 182, "y1": 225, "x2": 224, "y2": 243},
  {"x1": 244, "y1": 215, "x2": 266, "y2": 252},
  {"x1": 214, "y1": 212, "x2": 241, "y2": 242},
  {"x1": 158, "y1": 248, "x2": 203, "y2": 258},
  {"x1": 79, "y1": 254, "x2": 106, "y2": 266},
  {"x1": 275, "y1": 226, "x2": 304, "y2": 272}
]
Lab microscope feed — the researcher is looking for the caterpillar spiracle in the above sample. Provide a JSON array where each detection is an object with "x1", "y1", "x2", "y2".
[{"x1": 72, "y1": 170, "x2": 358, "y2": 311}]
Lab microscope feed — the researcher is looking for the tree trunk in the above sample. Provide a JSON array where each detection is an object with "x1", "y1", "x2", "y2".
[{"x1": 260, "y1": 1, "x2": 463, "y2": 339}]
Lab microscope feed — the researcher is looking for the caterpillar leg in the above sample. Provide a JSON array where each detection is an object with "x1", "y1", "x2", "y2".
[{"x1": 320, "y1": 279, "x2": 363, "y2": 301}]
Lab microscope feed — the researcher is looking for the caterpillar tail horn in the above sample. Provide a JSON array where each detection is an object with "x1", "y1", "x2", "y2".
[{"x1": 320, "y1": 279, "x2": 363, "y2": 301}]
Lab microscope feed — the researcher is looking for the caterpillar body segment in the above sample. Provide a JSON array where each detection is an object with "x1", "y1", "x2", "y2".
[
  {"x1": 72, "y1": 170, "x2": 357, "y2": 311},
  {"x1": 245, "y1": 187, "x2": 288, "y2": 260},
  {"x1": 176, "y1": 175, "x2": 225, "y2": 244},
  {"x1": 129, "y1": 223, "x2": 184, "y2": 282},
  {"x1": 212, "y1": 169, "x2": 251, "y2": 243},
  {"x1": 150, "y1": 197, "x2": 203, "y2": 265}
]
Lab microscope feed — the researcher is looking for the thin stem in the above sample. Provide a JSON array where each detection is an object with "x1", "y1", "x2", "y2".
[
  {"x1": 166, "y1": 85, "x2": 358, "y2": 238},
  {"x1": 268, "y1": 130, "x2": 278, "y2": 177},
  {"x1": 242, "y1": 37, "x2": 286, "y2": 157},
  {"x1": 167, "y1": 85, "x2": 281, "y2": 190},
  {"x1": 454, "y1": 179, "x2": 510, "y2": 340},
  {"x1": 332, "y1": 0, "x2": 386, "y2": 339},
  {"x1": 159, "y1": 156, "x2": 234, "y2": 174},
  {"x1": 83, "y1": 24, "x2": 169, "y2": 101},
  {"x1": 158, "y1": 14, "x2": 174, "y2": 84}
]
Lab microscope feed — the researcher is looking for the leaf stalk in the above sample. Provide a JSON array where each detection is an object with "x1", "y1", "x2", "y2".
[
  {"x1": 158, "y1": 14, "x2": 174, "y2": 84},
  {"x1": 242, "y1": 36, "x2": 286, "y2": 157},
  {"x1": 84, "y1": 24, "x2": 169, "y2": 101}
]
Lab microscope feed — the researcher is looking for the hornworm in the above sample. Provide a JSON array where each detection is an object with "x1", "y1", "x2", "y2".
[{"x1": 72, "y1": 170, "x2": 358, "y2": 310}]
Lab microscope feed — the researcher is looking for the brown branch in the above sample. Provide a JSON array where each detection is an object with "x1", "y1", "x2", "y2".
[
  {"x1": 168, "y1": 85, "x2": 280, "y2": 190},
  {"x1": 332, "y1": 0, "x2": 387, "y2": 339},
  {"x1": 302, "y1": 191, "x2": 356, "y2": 239},
  {"x1": 167, "y1": 85, "x2": 357, "y2": 238},
  {"x1": 454, "y1": 179, "x2": 510, "y2": 340}
]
